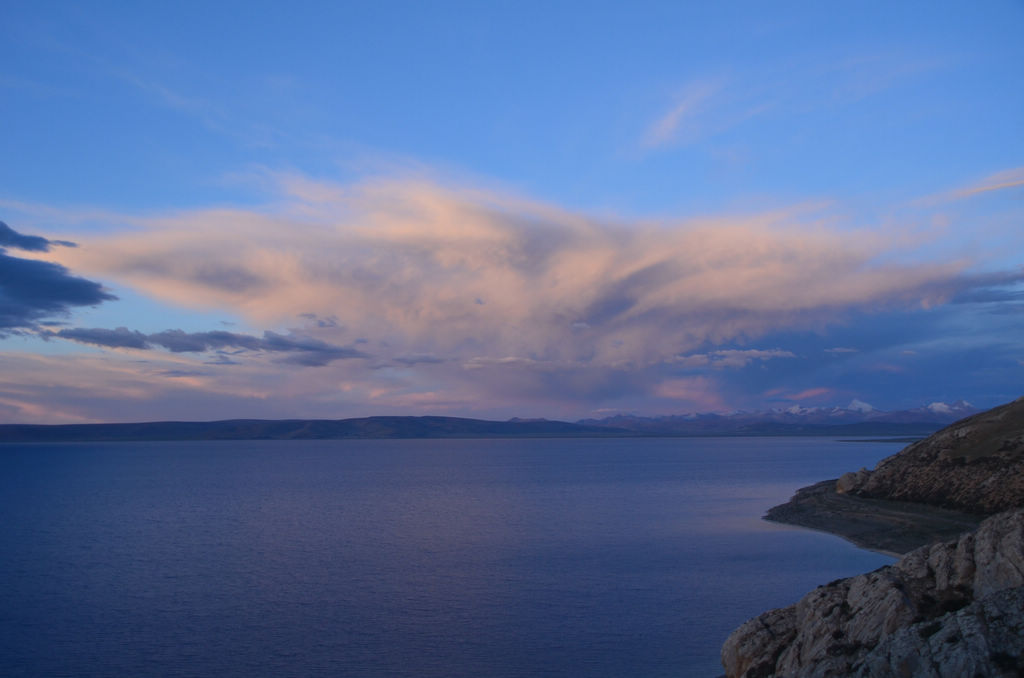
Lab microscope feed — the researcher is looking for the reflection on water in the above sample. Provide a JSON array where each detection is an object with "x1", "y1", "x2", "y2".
[{"x1": 0, "y1": 437, "x2": 898, "y2": 677}]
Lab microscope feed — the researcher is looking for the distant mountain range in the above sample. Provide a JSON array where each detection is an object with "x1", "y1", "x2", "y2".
[
  {"x1": 0, "y1": 401, "x2": 979, "y2": 442},
  {"x1": 578, "y1": 400, "x2": 979, "y2": 437}
]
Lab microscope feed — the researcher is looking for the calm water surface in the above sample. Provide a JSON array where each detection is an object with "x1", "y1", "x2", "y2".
[{"x1": 0, "y1": 437, "x2": 899, "y2": 677}]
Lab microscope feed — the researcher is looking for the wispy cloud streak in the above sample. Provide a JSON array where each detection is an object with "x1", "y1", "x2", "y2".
[
  {"x1": 948, "y1": 167, "x2": 1024, "y2": 201},
  {"x1": 642, "y1": 80, "x2": 721, "y2": 149}
]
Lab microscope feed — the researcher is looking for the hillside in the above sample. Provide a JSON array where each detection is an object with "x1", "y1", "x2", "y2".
[{"x1": 838, "y1": 396, "x2": 1024, "y2": 513}]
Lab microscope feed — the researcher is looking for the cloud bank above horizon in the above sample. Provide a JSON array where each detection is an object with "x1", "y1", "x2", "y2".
[
  {"x1": 3, "y1": 167, "x2": 1022, "y2": 423},
  {"x1": 24, "y1": 175, "x2": 1003, "y2": 365},
  {"x1": 42, "y1": 175, "x2": 1006, "y2": 358}
]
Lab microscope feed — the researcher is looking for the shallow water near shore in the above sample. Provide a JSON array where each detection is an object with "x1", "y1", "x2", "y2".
[{"x1": 0, "y1": 437, "x2": 899, "y2": 677}]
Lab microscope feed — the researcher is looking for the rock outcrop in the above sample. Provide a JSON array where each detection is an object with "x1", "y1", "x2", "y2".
[
  {"x1": 724, "y1": 396, "x2": 1024, "y2": 676},
  {"x1": 721, "y1": 509, "x2": 1024, "y2": 677},
  {"x1": 839, "y1": 396, "x2": 1024, "y2": 513}
]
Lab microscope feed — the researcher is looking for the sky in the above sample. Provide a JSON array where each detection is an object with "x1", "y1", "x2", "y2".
[{"x1": 1, "y1": 1, "x2": 1023, "y2": 424}]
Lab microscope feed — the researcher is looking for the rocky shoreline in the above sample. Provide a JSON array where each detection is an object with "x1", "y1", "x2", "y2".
[
  {"x1": 721, "y1": 397, "x2": 1024, "y2": 677},
  {"x1": 722, "y1": 508, "x2": 1024, "y2": 677}
]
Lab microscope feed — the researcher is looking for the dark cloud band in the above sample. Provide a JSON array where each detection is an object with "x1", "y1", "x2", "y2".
[
  {"x1": 0, "y1": 220, "x2": 76, "y2": 252},
  {"x1": 54, "y1": 326, "x2": 368, "y2": 366},
  {"x1": 0, "y1": 222, "x2": 114, "y2": 333}
]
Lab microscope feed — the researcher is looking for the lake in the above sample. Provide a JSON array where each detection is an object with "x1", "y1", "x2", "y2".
[{"x1": 0, "y1": 437, "x2": 899, "y2": 677}]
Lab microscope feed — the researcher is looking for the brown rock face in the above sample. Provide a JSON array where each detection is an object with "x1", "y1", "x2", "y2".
[
  {"x1": 721, "y1": 509, "x2": 1024, "y2": 678},
  {"x1": 844, "y1": 397, "x2": 1024, "y2": 513}
]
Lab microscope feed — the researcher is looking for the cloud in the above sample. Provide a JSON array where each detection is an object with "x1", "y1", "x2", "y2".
[
  {"x1": 44, "y1": 173, "x2": 1004, "y2": 377},
  {"x1": 111, "y1": 69, "x2": 284, "y2": 148},
  {"x1": 206, "y1": 353, "x2": 242, "y2": 365},
  {"x1": 825, "y1": 54, "x2": 940, "y2": 105},
  {"x1": 672, "y1": 348, "x2": 795, "y2": 369},
  {"x1": 779, "y1": 387, "x2": 832, "y2": 401},
  {"x1": 157, "y1": 369, "x2": 210, "y2": 378},
  {"x1": 825, "y1": 347, "x2": 859, "y2": 354},
  {"x1": 706, "y1": 348, "x2": 796, "y2": 369},
  {"x1": 670, "y1": 354, "x2": 711, "y2": 368},
  {"x1": 640, "y1": 55, "x2": 938, "y2": 152},
  {"x1": 866, "y1": 363, "x2": 905, "y2": 374},
  {"x1": 55, "y1": 327, "x2": 150, "y2": 349},
  {"x1": 0, "y1": 222, "x2": 115, "y2": 333},
  {"x1": 654, "y1": 376, "x2": 726, "y2": 410},
  {"x1": 949, "y1": 167, "x2": 1024, "y2": 201},
  {"x1": 917, "y1": 166, "x2": 1024, "y2": 206},
  {"x1": 0, "y1": 220, "x2": 75, "y2": 251},
  {"x1": 298, "y1": 313, "x2": 339, "y2": 328},
  {"x1": 150, "y1": 329, "x2": 267, "y2": 352},
  {"x1": 393, "y1": 354, "x2": 445, "y2": 367},
  {"x1": 0, "y1": 351, "x2": 302, "y2": 423},
  {"x1": 7, "y1": 171, "x2": 1017, "y2": 421},
  {"x1": 53, "y1": 326, "x2": 368, "y2": 366},
  {"x1": 642, "y1": 80, "x2": 722, "y2": 149}
]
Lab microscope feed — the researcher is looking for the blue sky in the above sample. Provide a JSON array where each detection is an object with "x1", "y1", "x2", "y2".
[{"x1": 1, "y1": 1, "x2": 1022, "y2": 423}]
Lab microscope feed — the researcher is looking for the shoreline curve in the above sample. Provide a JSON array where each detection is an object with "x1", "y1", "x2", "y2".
[{"x1": 764, "y1": 479, "x2": 982, "y2": 555}]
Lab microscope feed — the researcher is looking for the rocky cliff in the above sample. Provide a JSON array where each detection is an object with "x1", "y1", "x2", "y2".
[
  {"x1": 722, "y1": 396, "x2": 1024, "y2": 677},
  {"x1": 838, "y1": 396, "x2": 1024, "y2": 513},
  {"x1": 722, "y1": 509, "x2": 1024, "y2": 677}
]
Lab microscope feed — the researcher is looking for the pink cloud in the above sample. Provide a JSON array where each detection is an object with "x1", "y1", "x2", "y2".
[
  {"x1": 642, "y1": 79, "x2": 722, "y2": 149},
  {"x1": 867, "y1": 363, "x2": 906, "y2": 374},
  {"x1": 4, "y1": 170, "x2": 1008, "y2": 423},
  {"x1": 947, "y1": 167, "x2": 1024, "y2": 201},
  {"x1": 654, "y1": 377, "x2": 726, "y2": 411},
  {"x1": 44, "y1": 174, "x2": 975, "y2": 376},
  {"x1": 778, "y1": 387, "x2": 833, "y2": 401}
]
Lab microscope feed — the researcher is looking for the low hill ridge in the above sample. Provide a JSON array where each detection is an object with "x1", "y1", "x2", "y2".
[
  {"x1": 1, "y1": 399, "x2": 979, "y2": 442},
  {"x1": 837, "y1": 396, "x2": 1024, "y2": 514},
  {"x1": 0, "y1": 416, "x2": 629, "y2": 442}
]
